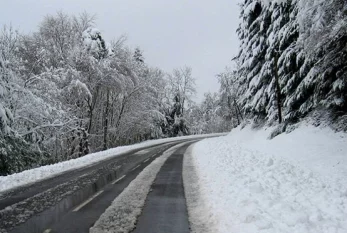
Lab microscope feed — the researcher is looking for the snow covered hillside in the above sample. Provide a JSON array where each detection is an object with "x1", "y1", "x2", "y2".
[{"x1": 188, "y1": 124, "x2": 347, "y2": 233}]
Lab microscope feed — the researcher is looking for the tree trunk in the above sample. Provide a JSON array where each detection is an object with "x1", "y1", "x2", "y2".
[
  {"x1": 87, "y1": 86, "x2": 99, "y2": 134},
  {"x1": 234, "y1": 98, "x2": 243, "y2": 121},
  {"x1": 87, "y1": 108, "x2": 93, "y2": 134},
  {"x1": 78, "y1": 124, "x2": 83, "y2": 158},
  {"x1": 83, "y1": 128, "x2": 89, "y2": 155},
  {"x1": 181, "y1": 97, "x2": 185, "y2": 117},
  {"x1": 103, "y1": 89, "x2": 110, "y2": 151},
  {"x1": 69, "y1": 129, "x2": 76, "y2": 158},
  {"x1": 115, "y1": 96, "x2": 127, "y2": 129},
  {"x1": 228, "y1": 96, "x2": 240, "y2": 125},
  {"x1": 274, "y1": 51, "x2": 283, "y2": 124}
]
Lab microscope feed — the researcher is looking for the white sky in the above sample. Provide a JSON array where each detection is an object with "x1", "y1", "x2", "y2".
[{"x1": 0, "y1": 0, "x2": 241, "y2": 101}]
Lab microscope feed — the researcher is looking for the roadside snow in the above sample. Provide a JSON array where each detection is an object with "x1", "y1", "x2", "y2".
[
  {"x1": 90, "y1": 142, "x2": 189, "y2": 233},
  {"x1": 0, "y1": 133, "x2": 224, "y2": 194},
  {"x1": 190, "y1": 123, "x2": 347, "y2": 233},
  {"x1": 183, "y1": 144, "x2": 217, "y2": 233}
]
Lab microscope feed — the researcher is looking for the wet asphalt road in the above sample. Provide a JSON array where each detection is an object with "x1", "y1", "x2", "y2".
[
  {"x1": 132, "y1": 143, "x2": 191, "y2": 233},
  {"x1": 47, "y1": 151, "x2": 160, "y2": 233}
]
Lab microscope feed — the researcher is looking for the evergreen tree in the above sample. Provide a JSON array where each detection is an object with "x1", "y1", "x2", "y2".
[
  {"x1": 297, "y1": 0, "x2": 347, "y2": 115},
  {"x1": 236, "y1": 0, "x2": 347, "y2": 125},
  {"x1": 237, "y1": 0, "x2": 271, "y2": 121}
]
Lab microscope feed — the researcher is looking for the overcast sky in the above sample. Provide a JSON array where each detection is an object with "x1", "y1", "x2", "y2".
[{"x1": 0, "y1": 0, "x2": 241, "y2": 101}]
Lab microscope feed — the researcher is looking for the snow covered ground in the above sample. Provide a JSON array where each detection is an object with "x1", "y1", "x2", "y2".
[
  {"x1": 188, "y1": 123, "x2": 347, "y2": 233},
  {"x1": 0, "y1": 133, "x2": 224, "y2": 194}
]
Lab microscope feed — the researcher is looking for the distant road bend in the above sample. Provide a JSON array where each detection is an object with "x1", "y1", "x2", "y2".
[{"x1": 0, "y1": 137, "x2": 211, "y2": 233}]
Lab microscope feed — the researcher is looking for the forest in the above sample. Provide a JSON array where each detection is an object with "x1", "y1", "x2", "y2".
[{"x1": 1, "y1": 0, "x2": 346, "y2": 175}]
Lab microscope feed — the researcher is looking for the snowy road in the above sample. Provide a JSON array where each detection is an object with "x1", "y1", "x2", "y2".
[{"x1": 0, "y1": 140, "x2": 200, "y2": 233}]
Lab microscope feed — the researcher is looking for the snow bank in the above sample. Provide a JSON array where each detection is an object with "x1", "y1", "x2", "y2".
[
  {"x1": 191, "y1": 124, "x2": 347, "y2": 233},
  {"x1": 90, "y1": 142, "x2": 188, "y2": 233},
  {"x1": 0, "y1": 133, "x2": 224, "y2": 194}
]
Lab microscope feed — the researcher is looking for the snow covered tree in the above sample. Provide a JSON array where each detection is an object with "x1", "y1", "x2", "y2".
[
  {"x1": 82, "y1": 27, "x2": 108, "y2": 60},
  {"x1": 134, "y1": 47, "x2": 144, "y2": 63},
  {"x1": 297, "y1": 0, "x2": 347, "y2": 115},
  {"x1": 236, "y1": 0, "x2": 271, "y2": 121},
  {"x1": 0, "y1": 26, "x2": 54, "y2": 175},
  {"x1": 0, "y1": 26, "x2": 16, "y2": 135},
  {"x1": 162, "y1": 67, "x2": 196, "y2": 136},
  {"x1": 199, "y1": 92, "x2": 226, "y2": 133},
  {"x1": 236, "y1": 0, "x2": 308, "y2": 124},
  {"x1": 217, "y1": 67, "x2": 243, "y2": 126},
  {"x1": 167, "y1": 67, "x2": 196, "y2": 115},
  {"x1": 235, "y1": 0, "x2": 347, "y2": 126}
]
